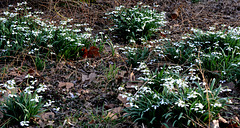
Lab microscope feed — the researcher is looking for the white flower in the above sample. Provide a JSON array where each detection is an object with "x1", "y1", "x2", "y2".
[
  {"x1": 30, "y1": 80, "x2": 38, "y2": 85},
  {"x1": 0, "y1": 90, "x2": 6, "y2": 94},
  {"x1": 20, "y1": 121, "x2": 29, "y2": 126},
  {"x1": 187, "y1": 91, "x2": 200, "y2": 99},
  {"x1": 43, "y1": 100, "x2": 55, "y2": 107},
  {"x1": 176, "y1": 79, "x2": 188, "y2": 88},
  {"x1": 175, "y1": 99, "x2": 189, "y2": 107},
  {"x1": 8, "y1": 94, "x2": 17, "y2": 98},
  {"x1": 118, "y1": 87, "x2": 124, "y2": 91},
  {"x1": 195, "y1": 103, "x2": 204, "y2": 109},
  {"x1": 53, "y1": 107, "x2": 60, "y2": 112},
  {"x1": 36, "y1": 84, "x2": 47, "y2": 93},
  {"x1": 85, "y1": 27, "x2": 93, "y2": 32},
  {"x1": 7, "y1": 79, "x2": 16, "y2": 86},
  {"x1": 212, "y1": 103, "x2": 222, "y2": 107},
  {"x1": 25, "y1": 74, "x2": 34, "y2": 78},
  {"x1": 30, "y1": 95, "x2": 42, "y2": 102}
]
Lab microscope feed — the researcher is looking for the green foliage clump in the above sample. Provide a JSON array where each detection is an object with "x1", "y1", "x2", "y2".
[
  {"x1": 125, "y1": 47, "x2": 150, "y2": 68},
  {"x1": 0, "y1": 1, "x2": 102, "y2": 61},
  {"x1": 164, "y1": 26, "x2": 240, "y2": 85},
  {"x1": 124, "y1": 65, "x2": 231, "y2": 127},
  {"x1": 0, "y1": 78, "x2": 46, "y2": 127},
  {"x1": 106, "y1": 2, "x2": 167, "y2": 43}
]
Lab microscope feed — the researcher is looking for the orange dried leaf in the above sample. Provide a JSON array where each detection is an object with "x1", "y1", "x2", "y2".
[
  {"x1": 171, "y1": 6, "x2": 181, "y2": 19},
  {"x1": 58, "y1": 82, "x2": 74, "y2": 91},
  {"x1": 160, "y1": 32, "x2": 166, "y2": 38},
  {"x1": 81, "y1": 46, "x2": 100, "y2": 58},
  {"x1": 87, "y1": 46, "x2": 100, "y2": 58},
  {"x1": 28, "y1": 68, "x2": 35, "y2": 74},
  {"x1": 88, "y1": 120, "x2": 95, "y2": 124},
  {"x1": 82, "y1": 48, "x2": 88, "y2": 58}
]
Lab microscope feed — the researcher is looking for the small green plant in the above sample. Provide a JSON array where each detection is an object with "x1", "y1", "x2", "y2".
[
  {"x1": 164, "y1": 41, "x2": 196, "y2": 65},
  {"x1": 191, "y1": 0, "x2": 200, "y2": 3},
  {"x1": 105, "y1": 63, "x2": 119, "y2": 82},
  {"x1": 78, "y1": 106, "x2": 123, "y2": 128},
  {"x1": 35, "y1": 56, "x2": 45, "y2": 70},
  {"x1": 106, "y1": 2, "x2": 167, "y2": 43},
  {"x1": 0, "y1": 78, "x2": 46, "y2": 127},
  {"x1": 125, "y1": 47, "x2": 150, "y2": 68}
]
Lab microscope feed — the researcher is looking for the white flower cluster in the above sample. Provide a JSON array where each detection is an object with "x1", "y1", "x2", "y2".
[
  {"x1": 106, "y1": 3, "x2": 167, "y2": 42},
  {"x1": 122, "y1": 64, "x2": 232, "y2": 118},
  {"x1": 134, "y1": 62, "x2": 150, "y2": 76},
  {"x1": 0, "y1": 74, "x2": 48, "y2": 103},
  {"x1": 0, "y1": 2, "x2": 97, "y2": 57},
  {"x1": 119, "y1": 46, "x2": 138, "y2": 55}
]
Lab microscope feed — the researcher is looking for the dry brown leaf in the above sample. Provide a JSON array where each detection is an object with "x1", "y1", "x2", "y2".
[
  {"x1": 28, "y1": 68, "x2": 35, "y2": 74},
  {"x1": 27, "y1": 68, "x2": 40, "y2": 76},
  {"x1": 129, "y1": 72, "x2": 135, "y2": 81},
  {"x1": 117, "y1": 94, "x2": 127, "y2": 103},
  {"x1": 9, "y1": 71, "x2": 19, "y2": 76},
  {"x1": 171, "y1": 8, "x2": 180, "y2": 19},
  {"x1": 171, "y1": 5, "x2": 182, "y2": 19},
  {"x1": 88, "y1": 120, "x2": 95, "y2": 124},
  {"x1": 66, "y1": 82, "x2": 74, "y2": 91},
  {"x1": 126, "y1": 81, "x2": 142, "y2": 89},
  {"x1": 218, "y1": 114, "x2": 228, "y2": 124},
  {"x1": 112, "y1": 107, "x2": 123, "y2": 114},
  {"x1": 58, "y1": 82, "x2": 66, "y2": 88},
  {"x1": 58, "y1": 82, "x2": 74, "y2": 91},
  {"x1": 106, "y1": 112, "x2": 118, "y2": 120},
  {"x1": 104, "y1": 104, "x2": 115, "y2": 109},
  {"x1": 89, "y1": 73, "x2": 97, "y2": 82},
  {"x1": 120, "y1": 71, "x2": 127, "y2": 77},
  {"x1": 105, "y1": 107, "x2": 123, "y2": 120},
  {"x1": 81, "y1": 74, "x2": 88, "y2": 83},
  {"x1": 46, "y1": 121, "x2": 54, "y2": 126},
  {"x1": 81, "y1": 73, "x2": 97, "y2": 83},
  {"x1": 37, "y1": 119, "x2": 45, "y2": 128},
  {"x1": 41, "y1": 112, "x2": 55, "y2": 122}
]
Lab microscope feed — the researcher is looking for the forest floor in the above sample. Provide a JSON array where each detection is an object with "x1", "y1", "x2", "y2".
[{"x1": 0, "y1": 0, "x2": 240, "y2": 127}]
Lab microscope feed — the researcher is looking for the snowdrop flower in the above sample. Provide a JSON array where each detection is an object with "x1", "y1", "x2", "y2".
[
  {"x1": 25, "y1": 74, "x2": 34, "y2": 78},
  {"x1": 187, "y1": 91, "x2": 200, "y2": 99},
  {"x1": 8, "y1": 94, "x2": 17, "y2": 98},
  {"x1": 44, "y1": 100, "x2": 55, "y2": 107},
  {"x1": 30, "y1": 94, "x2": 42, "y2": 102},
  {"x1": 30, "y1": 80, "x2": 37, "y2": 85},
  {"x1": 36, "y1": 84, "x2": 47, "y2": 93},
  {"x1": 0, "y1": 90, "x2": 6, "y2": 94},
  {"x1": 212, "y1": 102, "x2": 222, "y2": 107},
  {"x1": 24, "y1": 87, "x2": 33, "y2": 94},
  {"x1": 53, "y1": 107, "x2": 60, "y2": 112},
  {"x1": 20, "y1": 121, "x2": 29, "y2": 126},
  {"x1": 118, "y1": 86, "x2": 124, "y2": 91},
  {"x1": 7, "y1": 79, "x2": 16, "y2": 86},
  {"x1": 195, "y1": 103, "x2": 204, "y2": 109},
  {"x1": 175, "y1": 99, "x2": 189, "y2": 107}
]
